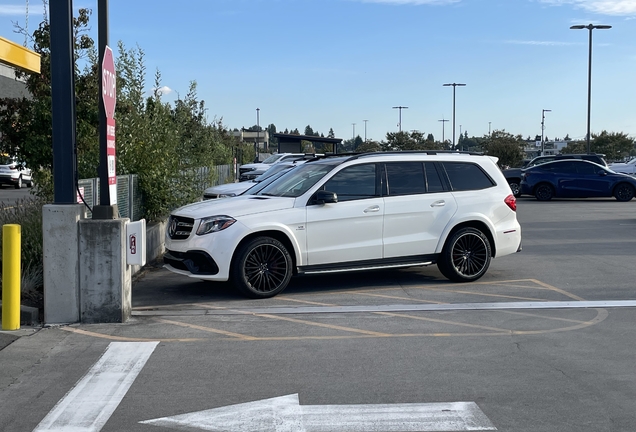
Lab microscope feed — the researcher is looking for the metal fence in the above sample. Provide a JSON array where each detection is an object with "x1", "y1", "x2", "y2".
[{"x1": 79, "y1": 164, "x2": 234, "y2": 221}]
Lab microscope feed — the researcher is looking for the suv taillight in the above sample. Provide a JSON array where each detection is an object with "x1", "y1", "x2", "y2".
[{"x1": 504, "y1": 194, "x2": 517, "y2": 212}]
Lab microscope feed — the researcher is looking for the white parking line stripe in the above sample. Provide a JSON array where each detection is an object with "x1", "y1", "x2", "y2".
[{"x1": 33, "y1": 341, "x2": 158, "y2": 432}]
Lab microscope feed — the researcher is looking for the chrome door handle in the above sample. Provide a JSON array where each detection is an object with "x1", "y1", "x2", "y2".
[
  {"x1": 364, "y1": 205, "x2": 380, "y2": 213},
  {"x1": 430, "y1": 200, "x2": 445, "y2": 207}
]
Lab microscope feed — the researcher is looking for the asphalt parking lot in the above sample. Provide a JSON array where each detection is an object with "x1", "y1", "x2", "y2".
[{"x1": 1, "y1": 197, "x2": 636, "y2": 432}]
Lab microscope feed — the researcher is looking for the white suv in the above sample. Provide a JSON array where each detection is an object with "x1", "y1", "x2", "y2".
[{"x1": 164, "y1": 152, "x2": 522, "y2": 298}]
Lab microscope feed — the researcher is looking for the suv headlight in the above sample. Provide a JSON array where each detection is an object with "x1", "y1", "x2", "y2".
[
  {"x1": 218, "y1": 193, "x2": 237, "y2": 198},
  {"x1": 196, "y1": 216, "x2": 236, "y2": 235}
]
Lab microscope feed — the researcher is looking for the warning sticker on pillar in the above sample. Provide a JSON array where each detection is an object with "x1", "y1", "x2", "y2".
[{"x1": 107, "y1": 117, "x2": 117, "y2": 205}]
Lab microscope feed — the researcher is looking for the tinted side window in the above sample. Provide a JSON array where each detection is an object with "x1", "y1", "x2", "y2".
[
  {"x1": 323, "y1": 164, "x2": 377, "y2": 202},
  {"x1": 575, "y1": 162, "x2": 600, "y2": 175},
  {"x1": 424, "y1": 162, "x2": 444, "y2": 193},
  {"x1": 543, "y1": 161, "x2": 577, "y2": 173},
  {"x1": 442, "y1": 162, "x2": 494, "y2": 191},
  {"x1": 386, "y1": 162, "x2": 426, "y2": 196}
]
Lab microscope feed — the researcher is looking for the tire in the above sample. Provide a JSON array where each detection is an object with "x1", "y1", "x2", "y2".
[
  {"x1": 231, "y1": 236, "x2": 293, "y2": 298},
  {"x1": 437, "y1": 227, "x2": 492, "y2": 283},
  {"x1": 534, "y1": 183, "x2": 554, "y2": 201},
  {"x1": 26, "y1": 178, "x2": 33, "y2": 188},
  {"x1": 14, "y1": 176, "x2": 22, "y2": 189},
  {"x1": 614, "y1": 183, "x2": 635, "y2": 202},
  {"x1": 508, "y1": 181, "x2": 521, "y2": 198}
]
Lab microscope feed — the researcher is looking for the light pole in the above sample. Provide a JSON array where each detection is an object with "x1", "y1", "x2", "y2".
[
  {"x1": 438, "y1": 117, "x2": 449, "y2": 146},
  {"x1": 570, "y1": 23, "x2": 611, "y2": 154},
  {"x1": 459, "y1": 125, "x2": 462, "y2": 151},
  {"x1": 541, "y1": 109, "x2": 551, "y2": 156},
  {"x1": 363, "y1": 119, "x2": 368, "y2": 142},
  {"x1": 443, "y1": 83, "x2": 466, "y2": 150},
  {"x1": 255, "y1": 108, "x2": 260, "y2": 162},
  {"x1": 392, "y1": 106, "x2": 408, "y2": 132}
]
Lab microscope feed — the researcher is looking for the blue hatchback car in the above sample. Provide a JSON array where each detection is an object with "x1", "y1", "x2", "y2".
[{"x1": 520, "y1": 159, "x2": 636, "y2": 201}]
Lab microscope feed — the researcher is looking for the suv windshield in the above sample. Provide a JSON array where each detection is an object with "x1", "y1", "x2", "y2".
[
  {"x1": 261, "y1": 154, "x2": 285, "y2": 164},
  {"x1": 256, "y1": 162, "x2": 337, "y2": 197}
]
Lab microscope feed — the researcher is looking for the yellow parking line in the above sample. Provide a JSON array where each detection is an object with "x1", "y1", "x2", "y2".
[
  {"x1": 352, "y1": 288, "x2": 546, "y2": 302},
  {"x1": 345, "y1": 291, "x2": 445, "y2": 303},
  {"x1": 498, "y1": 309, "x2": 589, "y2": 324},
  {"x1": 510, "y1": 308, "x2": 608, "y2": 334},
  {"x1": 61, "y1": 326, "x2": 202, "y2": 342},
  {"x1": 248, "y1": 313, "x2": 392, "y2": 337},
  {"x1": 277, "y1": 296, "x2": 335, "y2": 306},
  {"x1": 374, "y1": 312, "x2": 512, "y2": 333},
  {"x1": 157, "y1": 318, "x2": 258, "y2": 340},
  {"x1": 529, "y1": 279, "x2": 586, "y2": 301}
]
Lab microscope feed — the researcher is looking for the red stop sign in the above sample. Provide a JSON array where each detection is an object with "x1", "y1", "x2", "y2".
[{"x1": 102, "y1": 46, "x2": 116, "y2": 119}]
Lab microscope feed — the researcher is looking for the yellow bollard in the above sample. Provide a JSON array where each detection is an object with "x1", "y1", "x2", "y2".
[{"x1": 2, "y1": 224, "x2": 21, "y2": 331}]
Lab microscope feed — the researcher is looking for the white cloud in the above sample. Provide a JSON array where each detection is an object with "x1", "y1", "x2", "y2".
[
  {"x1": 150, "y1": 86, "x2": 173, "y2": 97},
  {"x1": 540, "y1": 0, "x2": 636, "y2": 16},
  {"x1": 0, "y1": 5, "x2": 26, "y2": 16},
  {"x1": 356, "y1": 0, "x2": 460, "y2": 5}
]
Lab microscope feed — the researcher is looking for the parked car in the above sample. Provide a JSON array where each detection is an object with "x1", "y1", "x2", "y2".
[
  {"x1": 609, "y1": 158, "x2": 636, "y2": 175},
  {"x1": 503, "y1": 153, "x2": 607, "y2": 197},
  {"x1": 203, "y1": 161, "x2": 303, "y2": 199},
  {"x1": 520, "y1": 159, "x2": 636, "y2": 201},
  {"x1": 164, "y1": 151, "x2": 522, "y2": 299},
  {"x1": 0, "y1": 157, "x2": 33, "y2": 189},
  {"x1": 238, "y1": 153, "x2": 306, "y2": 181}
]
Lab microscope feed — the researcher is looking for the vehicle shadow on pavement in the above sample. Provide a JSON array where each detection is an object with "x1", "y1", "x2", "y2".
[{"x1": 132, "y1": 263, "x2": 443, "y2": 309}]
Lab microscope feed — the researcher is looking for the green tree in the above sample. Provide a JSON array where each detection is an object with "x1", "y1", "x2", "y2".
[
  {"x1": 304, "y1": 125, "x2": 314, "y2": 136},
  {"x1": 356, "y1": 140, "x2": 381, "y2": 153},
  {"x1": 481, "y1": 130, "x2": 526, "y2": 168}
]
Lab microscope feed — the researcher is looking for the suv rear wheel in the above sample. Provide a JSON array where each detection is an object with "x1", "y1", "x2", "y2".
[
  {"x1": 534, "y1": 183, "x2": 554, "y2": 201},
  {"x1": 232, "y1": 236, "x2": 293, "y2": 298},
  {"x1": 437, "y1": 227, "x2": 492, "y2": 282}
]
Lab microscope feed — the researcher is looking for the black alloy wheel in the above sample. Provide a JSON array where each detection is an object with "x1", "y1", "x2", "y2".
[
  {"x1": 437, "y1": 227, "x2": 492, "y2": 282},
  {"x1": 534, "y1": 183, "x2": 554, "y2": 201},
  {"x1": 614, "y1": 183, "x2": 635, "y2": 202},
  {"x1": 232, "y1": 236, "x2": 293, "y2": 298}
]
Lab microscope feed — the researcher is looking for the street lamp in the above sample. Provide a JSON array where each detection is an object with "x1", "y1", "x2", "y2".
[
  {"x1": 255, "y1": 108, "x2": 260, "y2": 162},
  {"x1": 363, "y1": 119, "x2": 368, "y2": 142},
  {"x1": 570, "y1": 23, "x2": 611, "y2": 154},
  {"x1": 392, "y1": 106, "x2": 408, "y2": 132},
  {"x1": 443, "y1": 83, "x2": 466, "y2": 150},
  {"x1": 541, "y1": 109, "x2": 551, "y2": 156},
  {"x1": 438, "y1": 117, "x2": 449, "y2": 146}
]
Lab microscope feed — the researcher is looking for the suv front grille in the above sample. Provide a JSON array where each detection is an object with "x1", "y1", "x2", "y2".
[{"x1": 167, "y1": 215, "x2": 195, "y2": 240}]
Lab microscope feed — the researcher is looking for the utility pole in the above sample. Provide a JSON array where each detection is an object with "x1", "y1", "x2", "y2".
[
  {"x1": 363, "y1": 120, "x2": 368, "y2": 142},
  {"x1": 541, "y1": 109, "x2": 551, "y2": 156},
  {"x1": 392, "y1": 106, "x2": 408, "y2": 132},
  {"x1": 438, "y1": 117, "x2": 449, "y2": 146}
]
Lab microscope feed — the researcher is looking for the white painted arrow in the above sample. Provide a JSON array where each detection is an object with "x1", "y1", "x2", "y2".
[{"x1": 140, "y1": 393, "x2": 496, "y2": 431}]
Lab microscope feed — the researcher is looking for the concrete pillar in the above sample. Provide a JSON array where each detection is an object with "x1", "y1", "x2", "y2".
[
  {"x1": 79, "y1": 219, "x2": 131, "y2": 323},
  {"x1": 43, "y1": 204, "x2": 86, "y2": 324}
]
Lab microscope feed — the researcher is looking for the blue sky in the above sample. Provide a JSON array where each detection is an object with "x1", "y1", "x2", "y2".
[{"x1": 1, "y1": 0, "x2": 635, "y2": 144}]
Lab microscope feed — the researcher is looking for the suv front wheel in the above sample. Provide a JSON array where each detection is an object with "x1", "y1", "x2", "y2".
[
  {"x1": 232, "y1": 236, "x2": 293, "y2": 298},
  {"x1": 437, "y1": 227, "x2": 492, "y2": 282}
]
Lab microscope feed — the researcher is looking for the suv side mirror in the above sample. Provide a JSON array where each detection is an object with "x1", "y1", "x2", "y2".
[{"x1": 314, "y1": 190, "x2": 338, "y2": 204}]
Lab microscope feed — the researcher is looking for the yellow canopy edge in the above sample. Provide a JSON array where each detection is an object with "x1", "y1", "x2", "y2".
[{"x1": 0, "y1": 36, "x2": 41, "y2": 74}]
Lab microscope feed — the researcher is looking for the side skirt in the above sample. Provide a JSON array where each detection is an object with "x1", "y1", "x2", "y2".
[{"x1": 297, "y1": 254, "x2": 439, "y2": 275}]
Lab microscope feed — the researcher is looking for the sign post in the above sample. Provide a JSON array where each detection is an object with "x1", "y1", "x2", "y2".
[{"x1": 93, "y1": 23, "x2": 119, "y2": 218}]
